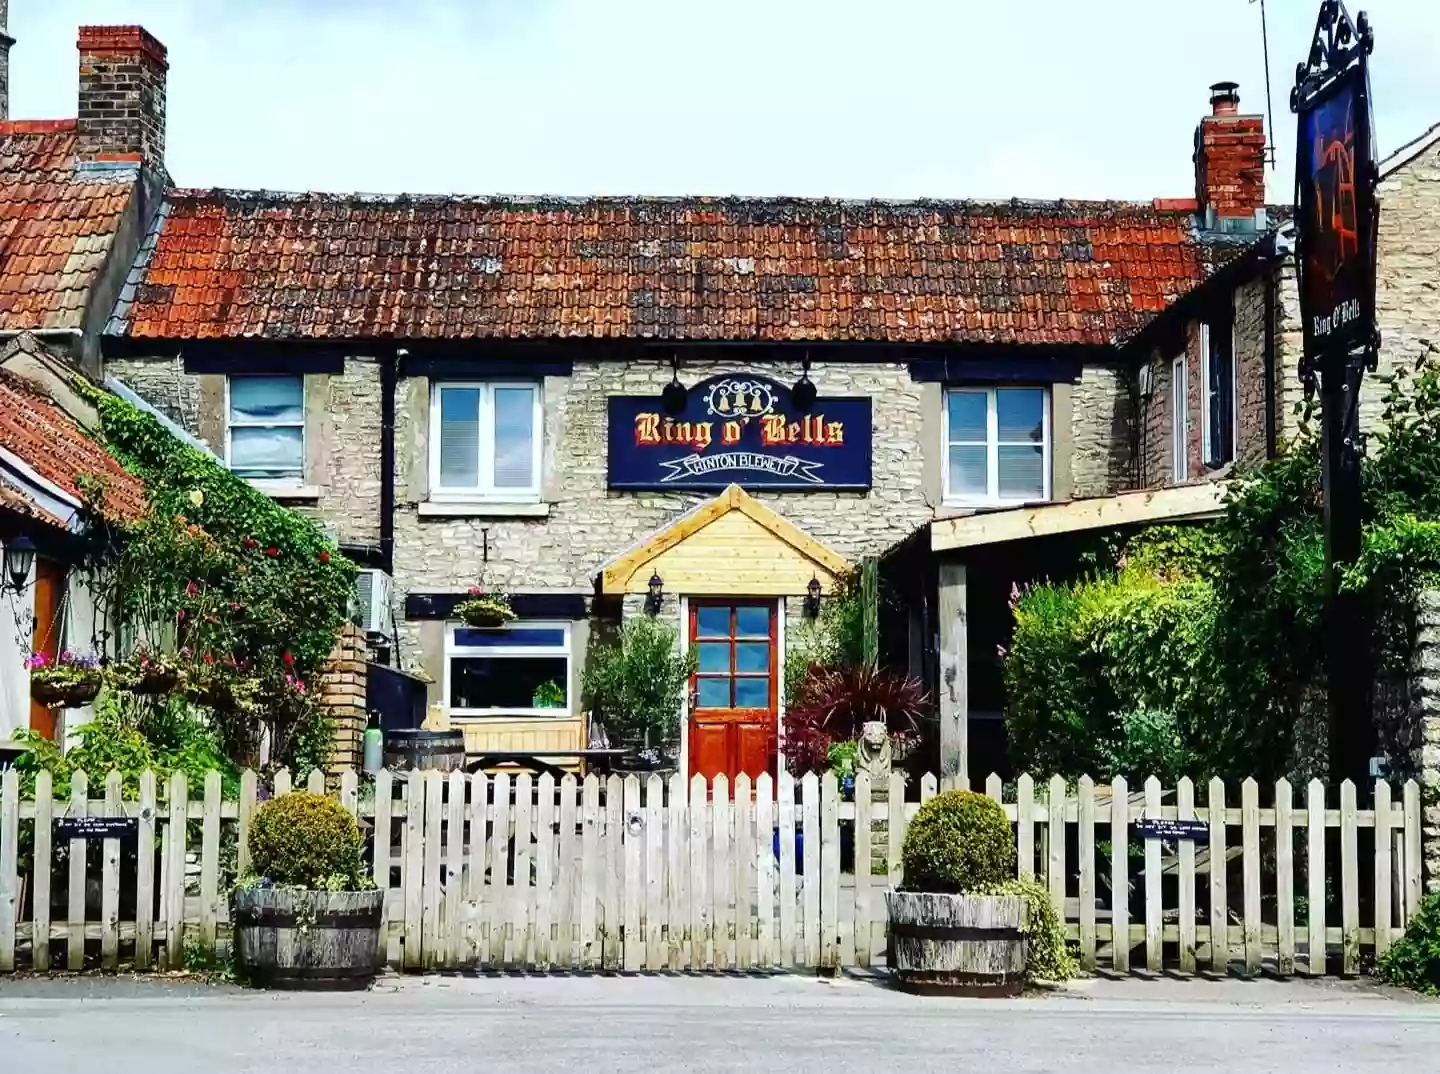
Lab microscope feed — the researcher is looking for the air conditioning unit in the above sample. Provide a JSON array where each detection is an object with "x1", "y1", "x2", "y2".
[{"x1": 355, "y1": 569, "x2": 393, "y2": 636}]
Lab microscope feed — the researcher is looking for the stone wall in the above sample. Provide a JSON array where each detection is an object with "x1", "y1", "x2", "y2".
[
  {"x1": 1070, "y1": 365, "x2": 1131, "y2": 497},
  {"x1": 1370, "y1": 138, "x2": 1440, "y2": 433},
  {"x1": 1234, "y1": 277, "x2": 1269, "y2": 470},
  {"x1": 1410, "y1": 590, "x2": 1440, "y2": 893},
  {"x1": 104, "y1": 355, "x2": 383, "y2": 547}
]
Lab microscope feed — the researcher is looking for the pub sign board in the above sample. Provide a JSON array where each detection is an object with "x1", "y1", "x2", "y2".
[
  {"x1": 1295, "y1": 62, "x2": 1378, "y2": 366},
  {"x1": 607, "y1": 374, "x2": 872, "y2": 491}
]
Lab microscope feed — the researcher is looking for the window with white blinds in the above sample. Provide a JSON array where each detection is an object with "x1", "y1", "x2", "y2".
[
  {"x1": 942, "y1": 386, "x2": 1050, "y2": 506},
  {"x1": 429, "y1": 382, "x2": 541, "y2": 499},
  {"x1": 227, "y1": 375, "x2": 305, "y2": 480}
]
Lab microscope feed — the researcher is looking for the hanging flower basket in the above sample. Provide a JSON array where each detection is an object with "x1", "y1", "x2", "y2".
[
  {"x1": 454, "y1": 586, "x2": 515, "y2": 629},
  {"x1": 107, "y1": 654, "x2": 183, "y2": 696},
  {"x1": 26, "y1": 652, "x2": 103, "y2": 709}
]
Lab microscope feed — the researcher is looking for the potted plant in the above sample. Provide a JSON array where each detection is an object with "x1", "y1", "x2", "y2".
[
  {"x1": 532, "y1": 679, "x2": 565, "y2": 709},
  {"x1": 582, "y1": 617, "x2": 695, "y2": 771},
  {"x1": 25, "y1": 651, "x2": 102, "y2": 708},
  {"x1": 454, "y1": 583, "x2": 515, "y2": 628},
  {"x1": 107, "y1": 648, "x2": 183, "y2": 696},
  {"x1": 886, "y1": 789, "x2": 1026, "y2": 995},
  {"x1": 232, "y1": 791, "x2": 383, "y2": 990}
]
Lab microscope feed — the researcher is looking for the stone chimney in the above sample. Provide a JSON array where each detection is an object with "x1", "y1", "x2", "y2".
[
  {"x1": 0, "y1": 1, "x2": 13, "y2": 121},
  {"x1": 76, "y1": 25, "x2": 167, "y2": 166},
  {"x1": 1194, "y1": 81, "x2": 1267, "y2": 231}
]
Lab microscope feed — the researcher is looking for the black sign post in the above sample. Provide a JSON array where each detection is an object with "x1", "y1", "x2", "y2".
[{"x1": 1291, "y1": 2, "x2": 1380, "y2": 786}]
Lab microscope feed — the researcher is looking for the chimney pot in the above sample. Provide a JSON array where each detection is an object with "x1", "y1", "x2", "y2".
[{"x1": 1209, "y1": 80, "x2": 1241, "y2": 116}]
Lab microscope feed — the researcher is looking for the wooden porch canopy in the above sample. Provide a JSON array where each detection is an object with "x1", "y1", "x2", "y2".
[
  {"x1": 929, "y1": 482, "x2": 1228, "y2": 552},
  {"x1": 598, "y1": 484, "x2": 851, "y2": 597}
]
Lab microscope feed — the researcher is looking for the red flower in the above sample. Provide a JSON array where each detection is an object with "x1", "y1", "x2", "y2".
[
  {"x1": 241, "y1": 536, "x2": 258, "y2": 550},
  {"x1": 318, "y1": 551, "x2": 331, "y2": 564},
  {"x1": 176, "y1": 610, "x2": 186, "y2": 621},
  {"x1": 202, "y1": 653, "x2": 214, "y2": 665},
  {"x1": 265, "y1": 546, "x2": 280, "y2": 558},
  {"x1": 282, "y1": 651, "x2": 294, "y2": 669},
  {"x1": 185, "y1": 581, "x2": 199, "y2": 597}
]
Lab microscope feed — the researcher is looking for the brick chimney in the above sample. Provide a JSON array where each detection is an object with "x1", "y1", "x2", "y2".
[
  {"x1": 76, "y1": 25, "x2": 167, "y2": 165},
  {"x1": 1194, "y1": 81, "x2": 1267, "y2": 231},
  {"x1": 0, "y1": 1, "x2": 14, "y2": 121}
]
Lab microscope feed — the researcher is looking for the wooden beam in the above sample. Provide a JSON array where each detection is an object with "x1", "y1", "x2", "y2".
[
  {"x1": 937, "y1": 562, "x2": 968, "y2": 786},
  {"x1": 929, "y1": 482, "x2": 1227, "y2": 552}
]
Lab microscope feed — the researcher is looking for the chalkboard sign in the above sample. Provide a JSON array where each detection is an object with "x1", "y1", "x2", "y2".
[
  {"x1": 56, "y1": 816, "x2": 137, "y2": 840},
  {"x1": 1135, "y1": 817, "x2": 1209, "y2": 841}
]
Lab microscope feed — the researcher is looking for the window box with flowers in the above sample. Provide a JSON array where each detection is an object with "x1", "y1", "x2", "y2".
[
  {"x1": 26, "y1": 651, "x2": 103, "y2": 709},
  {"x1": 454, "y1": 584, "x2": 516, "y2": 629}
]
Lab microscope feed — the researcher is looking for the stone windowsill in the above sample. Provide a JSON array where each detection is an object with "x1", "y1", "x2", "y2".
[
  {"x1": 248, "y1": 479, "x2": 322, "y2": 501},
  {"x1": 418, "y1": 500, "x2": 551, "y2": 519}
]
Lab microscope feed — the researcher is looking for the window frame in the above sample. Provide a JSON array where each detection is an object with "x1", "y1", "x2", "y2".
[
  {"x1": 443, "y1": 619, "x2": 572, "y2": 719},
  {"x1": 1171, "y1": 353, "x2": 1189, "y2": 483},
  {"x1": 224, "y1": 374, "x2": 306, "y2": 481},
  {"x1": 941, "y1": 385, "x2": 1052, "y2": 508},
  {"x1": 428, "y1": 380, "x2": 543, "y2": 502},
  {"x1": 1200, "y1": 304, "x2": 1238, "y2": 470}
]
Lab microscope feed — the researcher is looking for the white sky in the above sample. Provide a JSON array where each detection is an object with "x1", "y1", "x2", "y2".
[{"x1": 10, "y1": 1, "x2": 1440, "y2": 202}]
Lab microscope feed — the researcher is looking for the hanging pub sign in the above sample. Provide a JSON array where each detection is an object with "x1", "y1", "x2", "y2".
[
  {"x1": 1292, "y1": 2, "x2": 1379, "y2": 368},
  {"x1": 607, "y1": 374, "x2": 872, "y2": 491}
]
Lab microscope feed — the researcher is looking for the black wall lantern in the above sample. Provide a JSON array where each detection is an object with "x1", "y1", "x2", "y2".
[
  {"x1": 804, "y1": 575, "x2": 822, "y2": 618},
  {"x1": 3, "y1": 535, "x2": 36, "y2": 593},
  {"x1": 646, "y1": 571, "x2": 664, "y2": 615},
  {"x1": 791, "y1": 353, "x2": 817, "y2": 413},
  {"x1": 661, "y1": 355, "x2": 688, "y2": 416}
]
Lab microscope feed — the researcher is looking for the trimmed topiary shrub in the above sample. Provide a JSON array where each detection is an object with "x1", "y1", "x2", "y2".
[
  {"x1": 901, "y1": 789, "x2": 1016, "y2": 894},
  {"x1": 1376, "y1": 891, "x2": 1440, "y2": 994},
  {"x1": 246, "y1": 792, "x2": 369, "y2": 891}
]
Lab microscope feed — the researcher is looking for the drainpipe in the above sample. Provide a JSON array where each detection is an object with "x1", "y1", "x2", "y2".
[{"x1": 380, "y1": 349, "x2": 398, "y2": 576}]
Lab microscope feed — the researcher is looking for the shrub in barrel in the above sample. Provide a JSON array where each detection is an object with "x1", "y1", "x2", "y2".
[
  {"x1": 233, "y1": 792, "x2": 383, "y2": 990},
  {"x1": 886, "y1": 789, "x2": 1025, "y2": 995}
]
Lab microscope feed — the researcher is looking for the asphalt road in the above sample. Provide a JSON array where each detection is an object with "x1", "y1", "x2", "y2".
[{"x1": 2, "y1": 972, "x2": 1437, "y2": 1073}]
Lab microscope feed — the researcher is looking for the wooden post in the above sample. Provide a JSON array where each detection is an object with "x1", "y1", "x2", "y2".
[
  {"x1": 937, "y1": 562, "x2": 968, "y2": 787},
  {"x1": 33, "y1": 771, "x2": 54, "y2": 972},
  {"x1": 0, "y1": 769, "x2": 16, "y2": 973}
]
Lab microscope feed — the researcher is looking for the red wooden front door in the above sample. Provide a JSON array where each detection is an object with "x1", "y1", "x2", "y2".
[
  {"x1": 28, "y1": 558, "x2": 66, "y2": 740},
  {"x1": 688, "y1": 601, "x2": 777, "y2": 782}
]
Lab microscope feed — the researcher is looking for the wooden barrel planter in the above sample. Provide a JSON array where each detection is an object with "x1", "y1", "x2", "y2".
[
  {"x1": 383, "y1": 729, "x2": 466, "y2": 772},
  {"x1": 233, "y1": 887, "x2": 384, "y2": 990},
  {"x1": 886, "y1": 891, "x2": 1026, "y2": 996}
]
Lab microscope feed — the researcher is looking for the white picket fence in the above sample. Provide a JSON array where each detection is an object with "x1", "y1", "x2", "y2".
[{"x1": 0, "y1": 767, "x2": 1425, "y2": 976}]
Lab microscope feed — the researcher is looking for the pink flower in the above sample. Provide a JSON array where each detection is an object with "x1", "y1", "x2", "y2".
[
  {"x1": 23, "y1": 652, "x2": 49, "y2": 670},
  {"x1": 185, "y1": 581, "x2": 199, "y2": 597}
]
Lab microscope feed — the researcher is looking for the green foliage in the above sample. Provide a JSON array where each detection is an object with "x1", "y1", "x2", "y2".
[
  {"x1": 1375, "y1": 892, "x2": 1440, "y2": 994},
  {"x1": 582, "y1": 616, "x2": 696, "y2": 750},
  {"x1": 968, "y1": 875, "x2": 1079, "y2": 983},
  {"x1": 784, "y1": 570, "x2": 867, "y2": 707},
  {"x1": 12, "y1": 692, "x2": 238, "y2": 799},
  {"x1": 532, "y1": 680, "x2": 566, "y2": 708},
  {"x1": 80, "y1": 382, "x2": 353, "y2": 769},
  {"x1": 245, "y1": 792, "x2": 369, "y2": 890},
  {"x1": 826, "y1": 740, "x2": 859, "y2": 778},
  {"x1": 900, "y1": 789, "x2": 1016, "y2": 894}
]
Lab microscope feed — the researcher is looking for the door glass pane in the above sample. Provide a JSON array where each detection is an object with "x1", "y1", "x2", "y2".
[
  {"x1": 696, "y1": 643, "x2": 730, "y2": 674},
  {"x1": 735, "y1": 642, "x2": 769, "y2": 673},
  {"x1": 996, "y1": 388, "x2": 1044, "y2": 442},
  {"x1": 947, "y1": 445, "x2": 987, "y2": 498},
  {"x1": 439, "y1": 387, "x2": 481, "y2": 488},
  {"x1": 734, "y1": 606, "x2": 769, "y2": 638},
  {"x1": 946, "y1": 390, "x2": 987, "y2": 442},
  {"x1": 492, "y1": 386, "x2": 535, "y2": 489},
  {"x1": 695, "y1": 606, "x2": 730, "y2": 638},
  {"x1": 734, "y1": 677, "x2": 769, "y2": 708},
  {"x1": 230, "y1": 376, "x2": 303, "y2": 424},
  {"x1": 229, "y1": 426, "x2": 302, "y2": 477},
  {"x1": 696, "y1": 677, "x2": 731, "y2": 708},
  {"x1": 998, "y1": 444, "x2": 1045, "y2": 499}
]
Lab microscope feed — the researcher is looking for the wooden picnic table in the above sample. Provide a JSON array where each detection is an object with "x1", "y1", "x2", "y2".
[{"x1": 464, "y1": 748, "x2": 630, "y2": 780}]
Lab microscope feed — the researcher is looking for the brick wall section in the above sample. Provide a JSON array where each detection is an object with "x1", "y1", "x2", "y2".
[
  {"x1": 1370, "y1": 139, "x2": 1440, "y2": 432},
  {"x1": 1195, "y1": 111, "x2": 1266, "y2": 223},
  {"x1": 1138, "y1": 349, "x2": 1171, "y2": 488},
  {"x1": 1408, "y1": 590, "x2": 1440, "y2": 893},
  {"x1": 1070, "y1": 365, "x2": 1131, "y2": 497},
  {"x1": 318, "y1": 621, "x2": 368, "y2": 773},
  {"x1": 76, "y1": 25, "x2": 167, "y2": 166}
]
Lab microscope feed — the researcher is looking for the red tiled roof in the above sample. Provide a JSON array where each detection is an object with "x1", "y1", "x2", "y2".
[
  {"x1": 0, "y1": 369, "x2": 147, "y2": 524},
  {"x1": 113, "y1": 191, "x2": 1252, "y2": 347},
  {"x1": 0, "y1": 121, "x2": 139, "y2": 333}
]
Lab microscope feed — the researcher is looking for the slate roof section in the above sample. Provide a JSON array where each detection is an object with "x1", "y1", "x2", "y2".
[
  {"x1": 0, "y1": 369, "x2": 147, "y2": 525},
  {"x1": 0, "y1": 120, "x2": 140, "y2": 333},
  {"x1": 110, "y1": 190, "x2": 1257, "y2": 348}
]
